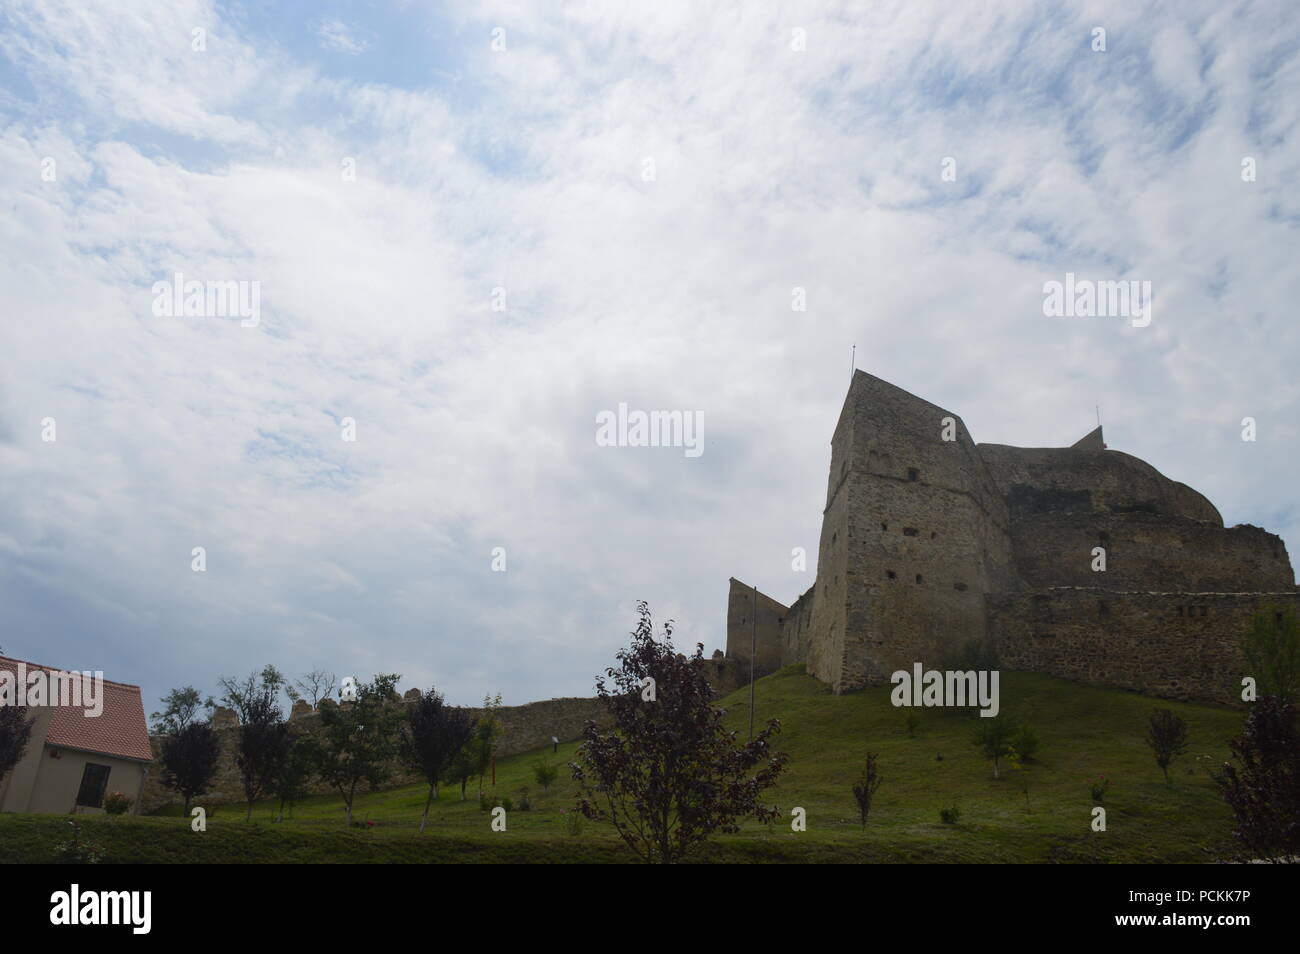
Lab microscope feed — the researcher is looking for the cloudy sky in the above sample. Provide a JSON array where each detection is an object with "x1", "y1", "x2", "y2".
[{"x1": 1, "y1": 1, "x2": 1296, "y2": 714}]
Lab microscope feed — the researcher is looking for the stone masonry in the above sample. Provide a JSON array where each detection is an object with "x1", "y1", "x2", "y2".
[{"x1": 725, "y1": 370, "x2": 1298, "y2": 705}]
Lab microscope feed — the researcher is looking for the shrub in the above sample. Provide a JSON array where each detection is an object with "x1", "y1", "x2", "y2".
[
  {"x1": 1011, "y1": 723, "x2": 1040, "y2": 762},
  {"x1": 903, "y1": 712, "x2": 919, "y2": 738},
  {"x1": 1088, "y1": 775, "x2": 1109, "y2": 803},
  {"x1": 102, "y1": 791, "x2": 132, "y2": 816},
  {"x1": 939, "y1": 804, "x2": 962, "y2": 825},
  {"x1": 518, "y1": 787, "x2": 533, "y2": 811},
  {"x1": 532, "y1": 760, "x2": 559, "y2": 793},
  {"x1": 54, "y1": 821, "x2": 104, "y2": 864},
  {"x1": 560, "y1": 808, "x2": 584, "y2": 836},
  {"x1": 851, "y1": 753, "x2": 883, "y2": 829},
  {"x1": 1146, "y1": 709, "x2": 1190, "y2": 787},
  {"x1": 501, "y1": 796, "x2": 514, "y2": 813}
]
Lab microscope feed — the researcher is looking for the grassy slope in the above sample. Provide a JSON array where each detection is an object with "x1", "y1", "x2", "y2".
[{"x1": 0, "y1": 667, "x2": 1244, "y2": 863}]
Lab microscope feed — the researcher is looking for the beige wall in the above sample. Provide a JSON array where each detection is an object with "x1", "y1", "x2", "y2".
[{"x1": 1, "y1": 725, "x2": 147, "y2": 815}]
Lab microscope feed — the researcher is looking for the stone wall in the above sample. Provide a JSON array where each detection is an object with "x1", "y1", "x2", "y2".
[
  {"x1": 725, "y1": 577, "x2": 787, "y2": 674},
  {"x1": 1009, "y1": 513, "x2": 1292, "y2": 591},
  {"x1": 140, "y1": 695, "x2": 605, "y2": 812},
  {"x1": 989, "y1": 588, "x2": 1300, "y2": 706}
]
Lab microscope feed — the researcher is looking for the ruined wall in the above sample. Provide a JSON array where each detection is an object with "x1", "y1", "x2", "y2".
[
  {"x1": 979, "y1": 444, "x2": 1222, "y2": 524},
  {"x1": 989, "y1": 588, "x2": 1300, "y2": 706},
  {"x1": 140, "y1": 695, "x2": 605, "y2": 812},
  {"x1": 780, "y1": 585, "x2": 816, "y2": 667},
  {"x1": 725, "y1": 578, "x2": 787, "y2": 675},
  {"x1": 1010, "y1": 513, "x2": 1294, "y2": 591}
]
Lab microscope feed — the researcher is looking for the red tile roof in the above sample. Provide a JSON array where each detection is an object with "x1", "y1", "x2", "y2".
[{"x1": 0, "y1": 656, "x2": 153, "y2": 762}]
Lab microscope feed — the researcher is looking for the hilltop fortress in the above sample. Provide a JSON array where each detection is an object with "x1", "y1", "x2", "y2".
[{"x1": 723, "y1": 371, "x2": 1298, "y2": 706}]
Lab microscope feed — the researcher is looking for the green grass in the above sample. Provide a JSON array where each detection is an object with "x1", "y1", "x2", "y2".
[{"x1": 0, "y1": 667, "x2": 1246, "y2": 863}]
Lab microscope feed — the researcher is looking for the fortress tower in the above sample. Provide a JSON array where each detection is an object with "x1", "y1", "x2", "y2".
[{"x1": 725, "y1": 370, "x2": 1299, "y2": 704}]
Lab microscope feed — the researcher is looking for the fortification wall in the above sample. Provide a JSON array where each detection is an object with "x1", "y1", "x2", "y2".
[
  {"x1": 781, "y1": 585, "x2": 816, "y2": 667},
  {"x1": 989, "y1": 588, "x2": 1300, "y2": 706},
  {"x1": 979, "y1": 444, "x2": 1222, "y2": 524},
  {"x1": 140, "y1": 695, "x2": 604, "y2": 812},
  {"x1": 1010, "y1": 513, "x2": 1294, "y2": 590},
  {"x1": 725, "y1": 578, "x2": 787, "y2": 675}
]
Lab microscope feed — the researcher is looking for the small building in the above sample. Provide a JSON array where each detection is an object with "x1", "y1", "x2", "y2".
[{"x1": 0, "y1": 655, "x2": 152, "y2": 815}]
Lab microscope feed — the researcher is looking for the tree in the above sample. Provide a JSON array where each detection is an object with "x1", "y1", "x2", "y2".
[
  {"x1": 1146, "y1": 708, "x2": 1189, "y2": 787},
  {"x1": 400, "y1": 686, "x2": 474, "y2": 833},
  {"x1": 444, "y1": 729, "x2": 480, "y2": 802},
  {"x1": 218, "y1": 665, "x2": 291, "y2": 820},
  {"x1": 294, "y1": 669, "x2": 337, "y2": 709},
  {"x1": 158, "y1": 721, "x2": 221, "y2": 814},
  {"x1": 1244, "y1": 606, "x2": 1300, "y2": 708},
  {"x1": 150, "y1": 686, "x2": 214, "y2": 735},
  {"x1": 971, "y1": 718, "x2": 1014, "y2": 779},
  {"x1": 0, "y1": 704, "x2": 35, "y2": 784},
  {"x1": 271, "y1": 726, "x2": 316, "y2": 823},
  {"x1": 571, "y1": 601, "x2": 787, "y2": 864},
  {"x1": 532, "y1": 759, "x2": 559, "y2": 794},
  {"x1": 473, "y1": 693, "x2": 503, "y2": 795},
  {"x1": 852, "y1": 753, "x2": 883, "y2": 829},
  {"x1": 314, "y1": 673, "x2": 403, "y2": 824},
  {"x1": 1214, "y1": 697, "x2": 1300, "y2": 863}
]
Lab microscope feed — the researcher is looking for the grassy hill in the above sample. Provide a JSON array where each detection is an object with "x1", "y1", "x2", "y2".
[{"x1": 0, "y1": 666, "x2": 1246, "y2": 863}]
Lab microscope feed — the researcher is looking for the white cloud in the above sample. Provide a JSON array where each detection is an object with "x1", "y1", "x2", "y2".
[{"x1": 0, "y1": 0, "x2": 1296, "y2": 710}]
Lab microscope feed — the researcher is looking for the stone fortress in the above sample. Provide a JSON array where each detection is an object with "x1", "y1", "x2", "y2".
[{"x1": 722, "y1": 370, "x2": 1298, "y2": 706}]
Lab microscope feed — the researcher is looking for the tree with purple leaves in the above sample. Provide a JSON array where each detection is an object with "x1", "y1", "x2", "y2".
[{"x1": 571, "y1": 601, "x2": 787, "y2": 863}]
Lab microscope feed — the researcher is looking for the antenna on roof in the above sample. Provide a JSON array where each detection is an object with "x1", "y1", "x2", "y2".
[
  {"x1": 850, "y1": 344, "x2": 856, "y2": 379},
  {"x1": 1096, "y1": 405, "x2": 1101, "y2": 427}
]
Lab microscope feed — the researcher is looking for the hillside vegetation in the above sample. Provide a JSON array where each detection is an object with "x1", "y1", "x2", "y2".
[{"x1": 0, "y1": 667, "x2": 1245, "y2": 863}]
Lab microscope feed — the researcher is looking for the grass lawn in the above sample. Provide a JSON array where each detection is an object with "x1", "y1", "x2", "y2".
[{"x1": 0, "y1": 666, "x2": 1246, "y2": 863}]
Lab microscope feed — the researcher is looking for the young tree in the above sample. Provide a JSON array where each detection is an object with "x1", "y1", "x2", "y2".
[
  {"x1": 852, "y1": 753, "x2": 883, "y2": 829},
  {"x1": 571, "y1": 601, "x2": 787, "y2": 864},
  {"x1": 0, "y1": 704, "x2": 35, "y2": 784},
  {"x1": 400, "y1": 686, "x2": 474, "y2": 833},
  {"x1": 218, "y1": 665, "x2": 291, "y2": 820},
  {"x1": 532, "y1": 759, "x2": 559, "y2": 794},
  {"x1": 1146, "y1": 708, "x2": 1190, "y2": 787},
  {"x1": 473, "y1": 693, "x2": 503, "y2": 795},
  {"x1": 158, "y1": 721, "x2": 222, "y2": 814},
  {"x1": 294, "y1": 669, "x2": 337, "y2": 708},
  {"x1": 1244, "y1": 606, "x2": 1300, "y2": 708},
  {"x1": 444, "y1": 730, "x2": 480, "y2": 802},
  {"x1": 1214, "y1": 697, "x2": 1300, "y2": 863},
  {"x1": 971, "y1": 718, "x2": 1014, "y2": 779},
  {"x1": 150, "y1": 686, "x2": 214, "y2": 735},
  {"x1": 313, "y1": 673, "x2": 403, "y2": 824},
  {"x1": 271, "y1": 726, "x2": 316, "y2": 823}
]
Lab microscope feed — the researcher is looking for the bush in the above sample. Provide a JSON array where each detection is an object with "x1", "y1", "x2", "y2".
[
  {"x1": 501, "y1": 796, "x2": 514, "y2": 812},
  {"x1": 1088, "y1": 775, "x2": 1109, "y2": 803},
  {"x1": 903, "y1": 712, "x2": 919, "y2": 738},
  {"x1": 53, "y1": 821, "x2": 104, "y2": 864},
  {"x1": 478, "y1": 792, "x2": 501, "y2": 812},
  {"x1": 560, "y1": 808, "x2": 584, "y2": 836},
  {"x1": 102, "y1": 791, "x2": 132, "y2": 816},
  {"x1": 1011, "y1": 723, "x2": 1040, "y2": 762},
  {"x1": 517, "y1": 787, "x2": 532, "y2": 811},
  {"x1": 532, "y1": 760, "x2": 559, "y2": 793},
  {"x1": 939, "y1": 804, "x2": 962, "y2": 825}
]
